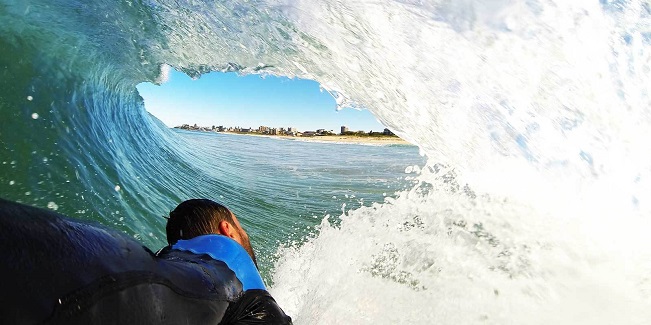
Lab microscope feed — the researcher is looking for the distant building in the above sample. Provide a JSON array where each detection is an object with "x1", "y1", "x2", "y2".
[
  {"x1": 383, "y1": 128, "x2": 394, "y2": 136},
  {"x1": 174, "y1": 122, "x2": 365, "y2": 137}
]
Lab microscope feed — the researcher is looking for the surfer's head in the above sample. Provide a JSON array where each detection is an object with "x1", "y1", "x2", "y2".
[{"x1": 166, "y1": 199, "x2": 257, "y2": 266}]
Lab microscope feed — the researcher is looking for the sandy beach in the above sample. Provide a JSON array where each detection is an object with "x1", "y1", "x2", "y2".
[{"x1": 220, "y1": 132, "x2": 413, "y2": 145}]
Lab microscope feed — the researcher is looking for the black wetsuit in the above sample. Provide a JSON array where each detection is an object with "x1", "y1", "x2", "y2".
[{"x1": 0, "y1": 198, "x2": 292, "y2": 324}]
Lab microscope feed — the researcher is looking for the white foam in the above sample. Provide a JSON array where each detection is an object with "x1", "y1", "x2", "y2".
[
  {"x1": 155, "y1": 64, "x2": 171, "y2": 84},
  {"x1": 262, "y1": 1, "x2": 651, "y2": 322},
  {"x1": 272, "y1": 164, "x2": 651, "y2": 324}
]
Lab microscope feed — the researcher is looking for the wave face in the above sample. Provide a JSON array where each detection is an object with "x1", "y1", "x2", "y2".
[{"x1": 1, "y1": 0, "x2": 651, "y2": 323}]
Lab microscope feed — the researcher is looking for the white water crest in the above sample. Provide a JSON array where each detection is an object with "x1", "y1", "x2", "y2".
[
  {"x1": 272, "y1": 164, "x2": 651, "y2": 324},
  {"x1": 233, "y1": 0, "x2": 651, "y2": 324},
  {"x1": 153, "y1": 0, "x2": 651, "y2": 208}
]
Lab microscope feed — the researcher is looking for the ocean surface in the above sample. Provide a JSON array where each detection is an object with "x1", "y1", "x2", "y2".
[
  {"x1": 170, "y1": 130, "x2": 425, "y2": 278},
  {"x1": 2, "y1": 0, "x2": 651, "y2": 324}
]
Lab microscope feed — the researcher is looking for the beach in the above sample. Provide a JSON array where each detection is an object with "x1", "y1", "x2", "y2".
[{"x1": 220, "y1": 132, "x2": 413, "y2": 145}]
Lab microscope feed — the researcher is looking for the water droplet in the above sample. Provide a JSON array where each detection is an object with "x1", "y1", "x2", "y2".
[
  {"x1": 31, "y1": 113, "x2": 39, "y2": 119},
  {"x1": 114, "y1": 185, "x2": 121, "y2": 191},
  {"x1": 42, "y1": 157, "x2": 48, "y2": 163},
  {"x1": 47, "y1": 202, "x2": 59, "y2": 210},
  {"x1": 27, "y1": 96, "x2": 33, "y2": 101},
  {"x1": 25, "y1": 192, "x2": 31, "y2": 196},
  {"x1": 9, "y1": 180, "x2": 15, "y2": 185}
]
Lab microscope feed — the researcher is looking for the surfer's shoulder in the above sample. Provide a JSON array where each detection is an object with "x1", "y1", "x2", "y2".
[
  {"x1": 168, "y1": 235, "x2": 292, "y2": 324},
  {"x1": 171, "y1": 234, "x2": 266, "y2": 291}
]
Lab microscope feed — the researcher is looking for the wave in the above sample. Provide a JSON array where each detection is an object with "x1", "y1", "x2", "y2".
[{"x1": 1, "y1": 0, "x2": 650, "y2": 323}]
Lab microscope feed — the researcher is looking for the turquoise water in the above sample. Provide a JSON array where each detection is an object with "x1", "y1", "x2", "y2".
[
  {"x1": 170, "y1": 130, "x2": 424, "y2": 277},
  {"x1": 2, "y1": 0, "x2": 651, "y2": 323}
]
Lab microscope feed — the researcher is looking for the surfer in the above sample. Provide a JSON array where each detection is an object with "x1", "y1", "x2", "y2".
[{"x1": 0, "y1": 198, "x2": 292, "y2": 324}]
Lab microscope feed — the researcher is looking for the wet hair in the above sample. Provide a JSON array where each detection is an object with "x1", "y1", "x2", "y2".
[{"x1": 166, "y1": 199, "x2": 236, "y2": 245}]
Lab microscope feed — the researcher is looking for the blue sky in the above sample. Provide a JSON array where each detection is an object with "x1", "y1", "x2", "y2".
[{"x1": 136, "y1": 69, "x2": 386, "y2": 132}]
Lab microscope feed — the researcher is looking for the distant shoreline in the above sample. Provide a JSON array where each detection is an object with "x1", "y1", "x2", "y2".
[
  {"x1": 178, "y1": 129, "x2": 413, "y2": 145},
  {"x1": 242, "y1": 133, "x2": 412, "y2": 145}
]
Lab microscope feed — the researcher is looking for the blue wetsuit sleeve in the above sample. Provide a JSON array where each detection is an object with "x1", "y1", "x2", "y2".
[{"x1": 172, "y1": 235, "x2": 265, "y2": 291}]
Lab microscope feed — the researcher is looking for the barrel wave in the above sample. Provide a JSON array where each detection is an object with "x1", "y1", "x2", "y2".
[{"x1": 1, "y1": 0, "x2": 651, "y2": 324}]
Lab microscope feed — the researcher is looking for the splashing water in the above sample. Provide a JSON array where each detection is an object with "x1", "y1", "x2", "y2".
[{"x1": 267, "y1": 1, "x2": 651, "y2": 323}]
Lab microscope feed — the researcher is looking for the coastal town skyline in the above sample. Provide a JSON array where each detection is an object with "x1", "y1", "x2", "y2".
[
  {"x1": 137, "y1": 69, "x2": 387, "y2": 132},
  {"x1": 175, "y1": 123, "x2": 396, "y2": 138}
]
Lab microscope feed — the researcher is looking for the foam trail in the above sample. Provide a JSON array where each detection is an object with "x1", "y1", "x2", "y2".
[{"x1": 272, "y1": 163, "x2": 651, "y2": 324}]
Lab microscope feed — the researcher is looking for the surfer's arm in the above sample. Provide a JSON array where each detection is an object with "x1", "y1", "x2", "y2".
[{"x1": 220, "y1": 289, "x2": 293, "y2": 325}]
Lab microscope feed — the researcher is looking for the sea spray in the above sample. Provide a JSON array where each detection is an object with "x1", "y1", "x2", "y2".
[
  {"x1": 269, "y1": 2, "x2": 651, "y2": 322},
  {"x1": 272, "y1": 162, "x2": 651, "y2": 324}
]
